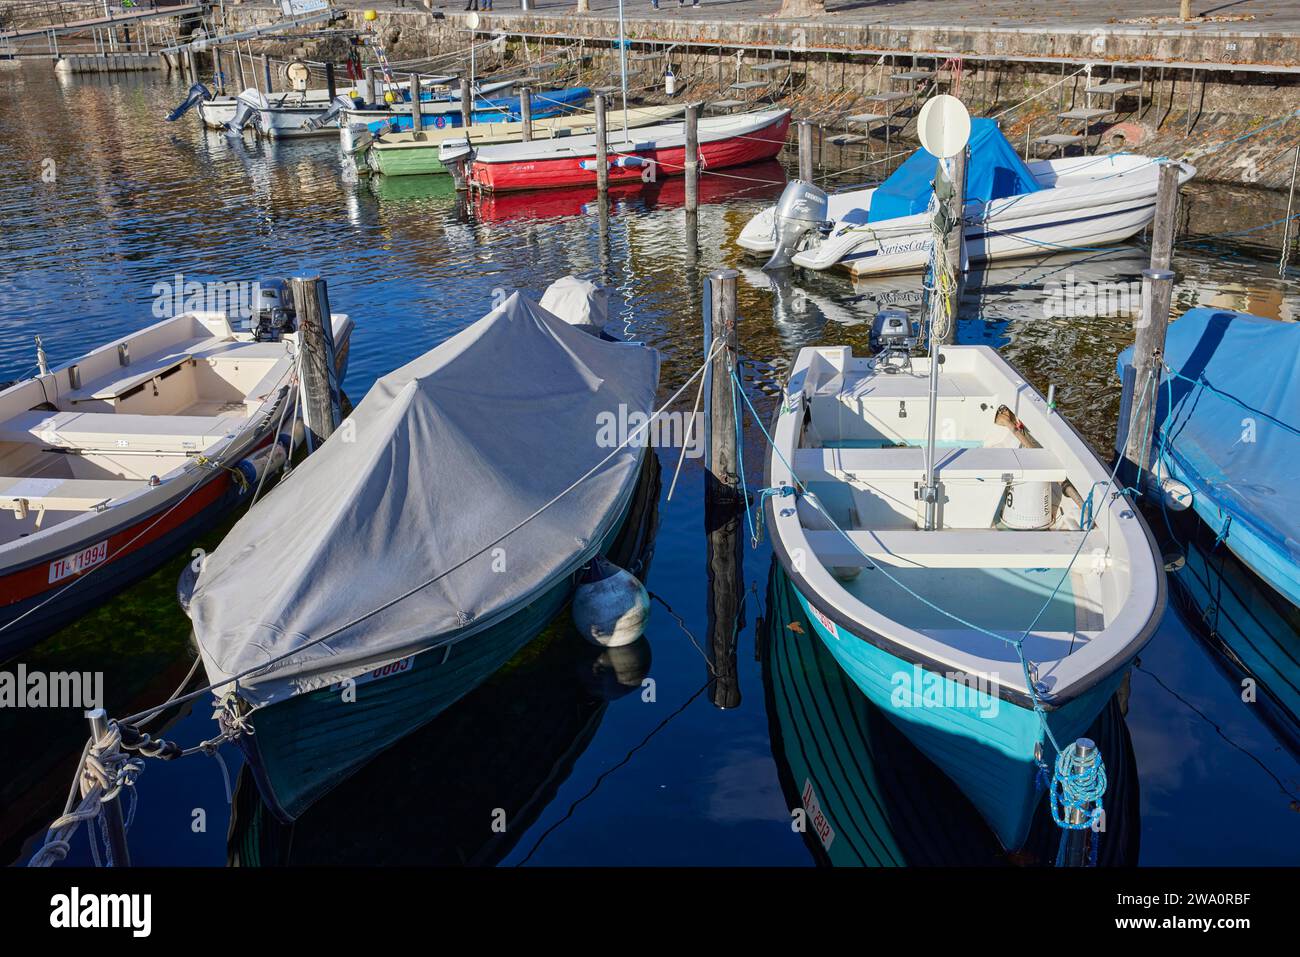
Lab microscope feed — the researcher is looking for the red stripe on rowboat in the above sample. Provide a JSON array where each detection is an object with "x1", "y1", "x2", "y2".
[
  {"x1": 0, "y1": 472, "x2": 232, "y2": 608},
  {"x1": 470, "y1": 112, "x2": 792, "y2": 193}
]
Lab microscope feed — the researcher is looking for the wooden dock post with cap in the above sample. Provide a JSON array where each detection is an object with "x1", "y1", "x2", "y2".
[
  {"x1": 704, "y1": 269, "x2": 740, "y2": 508},
  {"x1": 1119, "y1": 161, "x2": 1179, "y2": 481},
  {"x1": 798, "y1": 119, "x2": 813, "y2": 182},
  {"x1": 460, "y1": 77, "x2": 472, "y2": 129},
  {"x1": 684, "y1": 102, "x2": 699, "y2": 211},
  {"x1": 289, "y1": 277, "x2": 342, "y2": 452}
]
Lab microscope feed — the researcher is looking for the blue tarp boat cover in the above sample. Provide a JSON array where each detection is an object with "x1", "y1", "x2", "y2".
[
  {"x1": 868, "y1": 118, "x2": 1042, "y2": 223},
  {"x1": 1118, "y1": 308, "x2": 1300, "y2": 605}
]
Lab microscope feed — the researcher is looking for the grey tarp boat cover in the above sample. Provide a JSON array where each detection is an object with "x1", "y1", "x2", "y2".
[{"x1": 191, "y1": 289, "x2": 660, "y2": 707}]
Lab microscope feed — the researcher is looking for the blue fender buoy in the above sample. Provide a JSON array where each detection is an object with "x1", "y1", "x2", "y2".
[{"x1": 572, "y1": 557, "x2": 649, "y2": 647}]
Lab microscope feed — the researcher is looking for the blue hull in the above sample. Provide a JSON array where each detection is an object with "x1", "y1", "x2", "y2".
[{"x1": 784, "y1": 580, "x2": 1126, "y2": 850}]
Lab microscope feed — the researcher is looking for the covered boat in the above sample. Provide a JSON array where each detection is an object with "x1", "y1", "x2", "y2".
[
  {"x1": 446, "y1": 109, "x2": 791, "y2": 193},
  {"x1": 0, "y1": 290, "x2": 353, "y2": 659},
  {"x1": 362, "y1": 104, "x2": 685, "y2": 177},
  {"x1": 1120, "y1": 308, "x2": 1300, "y2": 747},
  {"x1": 737, "y1": 118, "x2": 1195, "y2": 276},
  {"x1": 1121, "y1": 308, "x2": 1300, "y2": 610},
  {"x1": 187, "y1": 281, "x2": 660, "y2": 820},
  {"x1": 764, "y1": 342, "x2": 1164, "y2": 849}
]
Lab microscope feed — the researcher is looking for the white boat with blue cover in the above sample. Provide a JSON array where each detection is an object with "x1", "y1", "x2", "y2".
[
  {"x1": 737, "y1": 119, "x2": 1196, "y2": 277},
  {"x1": 764, "y1": 341, "x2": 1164, "y2": 849}
]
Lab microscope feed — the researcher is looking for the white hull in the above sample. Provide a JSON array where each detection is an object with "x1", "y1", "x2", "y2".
[{"x1": 738, "y1": 155, "x2": 1196, "y2": 277}]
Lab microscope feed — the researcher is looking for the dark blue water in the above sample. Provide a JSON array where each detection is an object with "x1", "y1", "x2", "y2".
[{"x1": 2, "y1": 66, "x2": 1297, "y2": 866}]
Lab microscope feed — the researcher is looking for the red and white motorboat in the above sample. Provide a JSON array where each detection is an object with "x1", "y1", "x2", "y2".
[
  {"x1": 441, "y1": 109, "x2": 792, "y2": 193},
  {"x1": 0, "y1": 285, "x2": 352, "y2": 660}
]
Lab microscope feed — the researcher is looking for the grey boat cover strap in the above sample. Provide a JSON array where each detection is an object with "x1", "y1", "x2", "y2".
[{"x1": 191, "y1": 291, "x2": 659, "y2": 707}]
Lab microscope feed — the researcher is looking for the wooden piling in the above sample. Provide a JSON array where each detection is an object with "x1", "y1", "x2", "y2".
[
  {"x1": 409, "y1": 72, "x2": 423, "y2": 133},
  {"x1": 461, "y1": 78, "x2": 473, "y2": 129},
  {"x1": 213, "y1": 48, "x2": 224, "y2": 94},
  {"x1": 262, "y1": 54, "x2": 272, "y2": 93},
  {"x1": 520, "y1": 85, "x2": 533, "y2": 142},
  {"x1": 595, "y1": 94, "x2": 609, "y2": 193},
  {"x1": 684, "y1": 102, "x2": 699, "y2": 211},
  {"x1": 797, "y1": 118, "x2": 813, "y2": 182},
  {"x1": 86, "y1": 708, "x2": 131, "y2": 867},
  {"x1": 1150, "y1": 160, "x2": 1181, "y2": 271},
  {"x1": 289, "y1": 277, "x2": 342, "y2": 451},
  {"x1": 704, "y1": 269, "x2": 740, "y2": 508},
  {"x1": 939, "y1": 145, "x2": 968, "y2": 344},
  {"x1": 365, "y1": 65, "x2": 378, "y2": 105},
  {"x1": 325, "y1": 61, "x2": 336, "y2": 101}
]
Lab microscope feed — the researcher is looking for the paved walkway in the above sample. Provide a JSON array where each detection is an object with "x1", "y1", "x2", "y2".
[{"x1": 419, "y1": 0, "x2": 1300, "y2": 37}]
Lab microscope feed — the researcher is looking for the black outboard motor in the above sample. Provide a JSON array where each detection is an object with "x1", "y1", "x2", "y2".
[
  {"x1": 249, "y1": 279, "x2": 296, "y2": 341},
  {"x1": 165, "y1": 82, "x2": 212, "y2": 122}
]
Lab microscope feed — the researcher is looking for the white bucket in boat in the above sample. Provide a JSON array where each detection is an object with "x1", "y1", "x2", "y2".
[{"x1": 1002, "y1": 481, "x2": 1053, "y2": 530}]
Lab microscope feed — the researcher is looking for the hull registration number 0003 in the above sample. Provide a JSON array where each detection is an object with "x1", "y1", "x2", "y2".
[{"x1": 48, "y1": 540, "x2": 109, "y2": 584}]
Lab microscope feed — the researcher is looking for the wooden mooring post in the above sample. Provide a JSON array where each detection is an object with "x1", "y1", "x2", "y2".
[
  {"x1": 86, "y1": 708, "x2": 130, "y2": 867},
  {"x1": 940, "y1": 145, "x2": 968, "y2": 344},
  {"x1": 703, "y1": 268, "x2": 743, "y2": 709},
  {"x1": 262, "y1": 54, "x2": 272, "y2": 94},
  {"x1": 520, "y1": 86, "x2": 533, "y2": 142},
  {"x1": 289, "y1": 277, "x2": 342, "y2": 451},
  {"x1": 409, "y1": 72, "x2": 423, "y2": 133},
  {"x1": 1118, "y1": 161, "x2": 1179, "y2": 482},
  {"x1": 325, "y1": 62, "x2": 336, "y2": 101},
  {"x1": 703, "y1": 269, "x2": 740, "y2": 509},
  {"x1": 684, "y1": 102, "x2": 699, "y2": 211},
  {"x1": 595, "y1": 94, "x2": 609, "y2": 192},
  {"x1": 797, "y1": 118, "x2": 813, "y2": 182},
  {"x1": 461, "y1": 77, "x2": 473, "y2": 129},
  {"x1": 213, "y1": 47, "x2": 224, "y2": 94}
]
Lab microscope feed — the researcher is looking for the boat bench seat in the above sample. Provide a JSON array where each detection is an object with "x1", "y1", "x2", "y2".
[
  {"x1": 0, "y1": 475, "x2": 149, "y2": 510},
  {"x1": 0, "y1": 411, "x2": 244, "y2": 454},
  {"x1": 63, "y1": 336, "x2": 218, "y2": 403},
  {"x1": 794, "y1": 446, "x2": 1067, "y2": 483},
  {"x1": 804, "y1": 529, "x2": 1091, "y2": 568}
]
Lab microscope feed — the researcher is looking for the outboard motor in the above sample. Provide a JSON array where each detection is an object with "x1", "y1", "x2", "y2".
[
  {"x1": 165, "y1": 82, "x2": 212, "y2": 122},
  {"x1": 764, "y1": 179, "x2": 829, "y2": 271},
  {"x1": 304, "y1": 94, "x2": 355, "y2": 133},
  {"x1": 438, "y1": 140, "x2": 474, "y2": 190},
  {"x1": 868, "y1": 307, "x2": 918, "y2": 374},
  {"x1": 224, "y1": 88, "x2": 269, "y2": 135},
  {"x1": 248, "y1": 279, "x2": 296, "y2": 341}
]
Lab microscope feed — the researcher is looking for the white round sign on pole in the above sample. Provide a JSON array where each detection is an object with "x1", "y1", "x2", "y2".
[
  {"x1": 917, "y1": 95, "x2": 971, "y2": 159},
  {"x1": 466, "y1": 12, "x2": 481, "y2": 29}
]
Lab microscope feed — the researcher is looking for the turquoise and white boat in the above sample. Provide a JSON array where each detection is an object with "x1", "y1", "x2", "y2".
[
  {"x1": 762, "y1": 558, "x2": 1142, "y2": 865},
  {"x1": 763, "y1": 340, "x2": 1164, "y2": 849}
]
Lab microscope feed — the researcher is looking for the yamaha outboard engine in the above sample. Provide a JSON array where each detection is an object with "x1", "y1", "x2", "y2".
[
  {"x1": 248, "y1": 279, "x2": 296, "y2": 342},
  {"x1": 224, "y1": 88, "x2": 269, "y2": 135},
  {"x1": 165, "y1": 82, "x2": 212, "y2": 122},
  {"x1": 764, "y1": 179, "x2": 829, "y2": 271}
]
